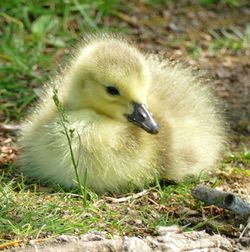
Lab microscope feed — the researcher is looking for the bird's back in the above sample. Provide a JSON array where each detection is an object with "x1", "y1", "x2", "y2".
[{"x1": 146, "y1": 56, "x2": 226, "y2": 181}]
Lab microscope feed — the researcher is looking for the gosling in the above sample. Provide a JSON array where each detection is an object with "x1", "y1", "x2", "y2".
[{"x1": 19, "y1": 34, "x2": 226, "y2": 193}]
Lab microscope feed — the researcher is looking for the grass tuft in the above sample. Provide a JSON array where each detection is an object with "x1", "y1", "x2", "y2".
[
  {"x1": 52, "y1": 88, "x2": 88, "y2": 207},
  {"x1": 0, "y1": 146, "x2": 249, "y2": 245},
  {"x1": 0, "y1": 0, "x2": 121, "y2": 120}
]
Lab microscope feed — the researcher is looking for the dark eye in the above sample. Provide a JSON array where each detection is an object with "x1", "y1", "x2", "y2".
[{"x1": 106, "y1": 86, "x2": 120, "y2": 96}]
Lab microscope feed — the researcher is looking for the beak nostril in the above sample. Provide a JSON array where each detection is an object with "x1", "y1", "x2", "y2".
[
  {"x1": 126, "y1": 103, "x2": 160, "y2": 134},
  {"x1": 138, "y1": 108, "x2": 147, "y2": 121}
]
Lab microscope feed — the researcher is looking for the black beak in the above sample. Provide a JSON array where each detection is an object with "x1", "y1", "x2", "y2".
[{"x1": 126, "y1": 103, "x2": 160, "y2": 134}]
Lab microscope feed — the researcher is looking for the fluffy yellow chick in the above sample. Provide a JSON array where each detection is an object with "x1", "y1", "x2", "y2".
[{"x1": 19, "y1": 34, "x2": 226, "y2": 193}]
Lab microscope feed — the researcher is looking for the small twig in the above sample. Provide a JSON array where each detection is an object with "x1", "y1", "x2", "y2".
[
  {"x1": 148, "y1": 197, "x2": 159, "y2": 206},
  {"x1": 192, "y1": 185, "x2": 250, "y2": 216},
  {"x1": 0, "y1": 123, "x2": 21, "y2": 133},
  {"x1": 240, "y1": 218, "x2": 250, "y2": 238},
  {"x1": 105, "y1": 190, "x2": 149, "y2": 203},
  {"x1": 29, "y1": 235, "x2": 59, "y2": 244},
  {"x1": 53, "y1": 192, "x2": 84, "y2": 198},
  {"x1": 0, "y1": 240, "x2": 23, "y2": 250},
  {"x1": 115, "y1": 12, "x2": 139, "y2": 27}
]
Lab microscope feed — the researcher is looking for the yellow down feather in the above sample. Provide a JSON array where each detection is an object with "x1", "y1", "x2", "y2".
[{"x1": 19, "y1": 34, "x2": 226, "y2": 193}]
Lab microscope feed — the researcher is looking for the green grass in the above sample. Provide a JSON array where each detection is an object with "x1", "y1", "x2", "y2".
[
  {"x1": 0, "y1": 0, "x2": 122, "y2": 120},
  {"x1": 208, "y1": 26, "x2": 250, "y2": 53},
  {"x1": 0, "y1": 147, "x2": 249, "y2": 246},
  {"x1": 0, "y1": 169, "x2": 198, "y2": 242},
  {"x1": 186, "y1": 25, "x2": 250, "y2": 57},
  {"x1": 200, "y1": 0, "x2": 245, "y2": 7}
]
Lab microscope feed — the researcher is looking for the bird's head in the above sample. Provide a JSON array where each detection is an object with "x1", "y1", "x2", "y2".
[{"x1": 64, "y1": 38, "x2": 159, "y2": 134}]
